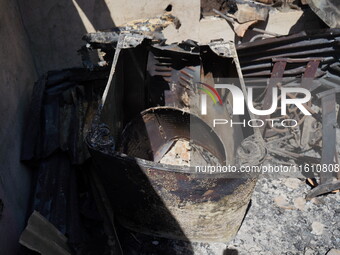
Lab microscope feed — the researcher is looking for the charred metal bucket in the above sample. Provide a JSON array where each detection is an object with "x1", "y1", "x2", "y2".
[{"x1": 86, "y1": 38, "x2": 262, "y2": 242}]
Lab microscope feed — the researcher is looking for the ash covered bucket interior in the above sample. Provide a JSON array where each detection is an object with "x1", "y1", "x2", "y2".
[{"x1": 118, "y1": 107, "x2": 226, "y2": 166}]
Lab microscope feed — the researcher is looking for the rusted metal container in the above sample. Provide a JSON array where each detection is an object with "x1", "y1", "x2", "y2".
[
  {"x1": 87, "y1": 108, "x2": 258, "y2": 242},
  {"x1": 87, "y1": 40, "x2": 262, "y2": 242}
]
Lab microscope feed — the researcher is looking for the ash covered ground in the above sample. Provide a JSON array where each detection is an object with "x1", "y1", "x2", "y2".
[
  {"x1": 137, "y1": 178, "x2": 340, "y2": 255},
  {"x1": 189, "y1": 178, "x2": 340, "y2": 255}
]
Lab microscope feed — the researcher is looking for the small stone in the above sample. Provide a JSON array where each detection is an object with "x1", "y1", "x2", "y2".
[
  {"x1": 284, "y1": 178, "x2": 302, "y2": 189},
  {"x1": 294, "y1": 197, "x2": 306, "y2": 211},
  {"x1": 152, "y1": 241, "x2": 159, "y2": 245},
  {"x1": 327, "y1": 249, "x2": 340, "y2": 255},
  {"x1": 274, "y1": 195, "x2": 288, "y2": 205},
  {"x1": 274, "y1": 195, "x2": 292, "y2": 209},
  {"x1": 311, "y1": 221, "x2": 324, "y2": 235}
]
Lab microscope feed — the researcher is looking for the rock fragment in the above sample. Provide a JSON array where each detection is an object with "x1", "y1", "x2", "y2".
[
  {"x1": 294, "y1": 197, "x2": 306, "y2": 211},
  {"x1": 311, "y1": 221, "x2": 324, "y2": 235}
]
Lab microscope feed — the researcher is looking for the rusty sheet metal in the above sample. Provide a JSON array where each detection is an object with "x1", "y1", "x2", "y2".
[
  {"x1": 261, "y1": 60, "x2": 286, "y2": 136},
  {"x1": 301, "y1": 60, "x2": 321, "y2": 89},
  {"x1": 237, "y1": 29, "x2": 340, "y2": 82},
  {"x1": 264, "y1": 60, "x2": 286, "y2": 109},
  {"x1": 261, "y1": 58, "x2": 321, "y2": 136}
]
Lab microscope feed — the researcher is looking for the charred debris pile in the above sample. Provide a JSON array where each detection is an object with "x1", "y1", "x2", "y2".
[{"x1": 20, "y1": 1, "x2": 340, "y2": 254}]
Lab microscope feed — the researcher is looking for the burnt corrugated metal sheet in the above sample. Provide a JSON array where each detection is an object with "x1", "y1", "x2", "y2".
[{"x1": 21, "y1": 68, "x2": 112, "y2": 254}]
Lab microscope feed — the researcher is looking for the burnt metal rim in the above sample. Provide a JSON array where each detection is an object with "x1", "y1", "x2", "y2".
[
  {"x1": 121, "y1": 106, "x2": 226, "y2": 163},
  {"x1": 88, "y1": 106, "x2": 246, "y2": 176},
  {"x1": 119, "y1": 106, "x2": 226, "y2": 175}
]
